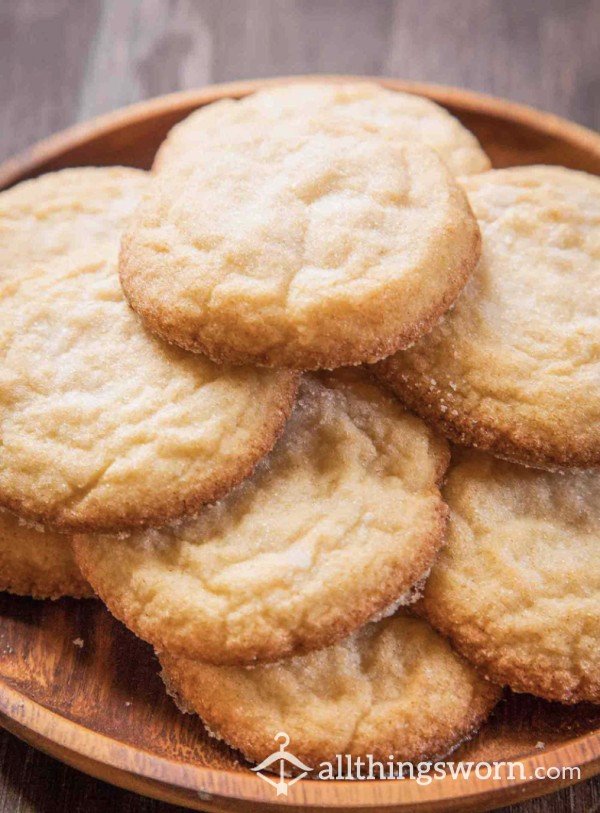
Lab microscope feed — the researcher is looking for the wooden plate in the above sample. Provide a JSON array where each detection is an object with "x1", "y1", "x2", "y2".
[{"x1": 0, "y1": 76, "x2": 599, "y2": 813}]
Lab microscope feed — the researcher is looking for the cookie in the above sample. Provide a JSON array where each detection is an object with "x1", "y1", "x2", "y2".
[
  {"x1": 374, "y1": 166, "x2": 600, "y2": 470},
  {"x1": 122, "y1": 117, "x2": 481, "y2": 369},
  {"x1": 422, "y1": 449, "x2": 600, "y2": 704},
  {"x1": 159, "y1": 612, "x2": 502, "y2": 767},
  {"x1": 0, "y1": 510, "x2": 92, "y2": 600},
  {"x1": 74, "y1": 370, "x2": 449, "y2": 665},
  {"x1": 0, "y1": 167, "x2": 150, "y2": 287},
  {"x1": 154, "y1": 81, "x2": 491, "y2": 176},
  {"x1": 0, "y1": 168, "x2": 298, "y2": 533}
]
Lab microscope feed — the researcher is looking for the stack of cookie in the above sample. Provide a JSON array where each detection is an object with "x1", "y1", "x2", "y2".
[{"x1": 0, "y1": 81, "x2": 598, "y2": 771}]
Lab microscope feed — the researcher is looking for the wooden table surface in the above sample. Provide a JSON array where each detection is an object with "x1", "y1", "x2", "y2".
[{"x1": 1, "y1": 1, "x2": 599, "y2": 811}]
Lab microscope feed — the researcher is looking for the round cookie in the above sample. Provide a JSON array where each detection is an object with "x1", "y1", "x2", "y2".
[
  {"x1": 74, "y1": 370, "x2": 450, "y2": 665},
  {"x1": 374, "y1": 166, "x2": 600, "y2": 470},
  {"x1": 0, "y1": 168, "x2": 298, "y2": 533},
  {"x1": 0, "y1": 510, "x2": 92, "y2": 600},
  {"x1": 0, "y1": 167, "x2": 150, "y2": 287},
  {"x1": 153, "y1": 81, "x2": 491, "y2": 176},
  {"x1": 122, "y1": 118, "x2": 481, "y2": 369},
  {"x1": 422, "y1": 449, "x2": 600, "y2": 704},
  {"x1": 159, "y1": 613, "x2": 502, "y2": 767}
]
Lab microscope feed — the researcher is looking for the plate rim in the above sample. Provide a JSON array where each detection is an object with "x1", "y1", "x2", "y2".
[
  {"x1": 0, "y1": 75, "x2": 599, "y2": 811},
  {"x1": 0, "y1": 74, "x2": 599, "y2": 189},
  {"x1": 1, "y1": 676, "x2": 599, "y2": 812}
]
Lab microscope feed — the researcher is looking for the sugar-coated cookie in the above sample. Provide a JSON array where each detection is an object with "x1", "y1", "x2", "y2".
[
  {"x1": 154, "y1": 82, "x2": 491, "y2": 176},
  {"x1": 123, "y1": 117, "x2": 481, "y2": 369},
  {"x1": 0, "y1": 510, "x2": 92, "y2": 600},
  {"x1": 422, "y1": 449, "x2": 600, "y2": 704},
  {"x1": 0, "y1": 167, "x2": 149, "y2": 287},
  {"x1": 374, "y1": 166, "x2": 600, "y2": 470},
  {"x1": 160, "y1": 613, "x2": 502, "y2": 767},
  {"x1": 0, "y1": 168, "x2": 298, "y2": 533},
  {"x1": 74, "y1": 370, "x2": 449, "y2": 665}
]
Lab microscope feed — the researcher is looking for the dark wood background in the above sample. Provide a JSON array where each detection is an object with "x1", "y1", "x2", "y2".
[{"x1": 1, "y1": 0, "x2": 599, "y2": 811}]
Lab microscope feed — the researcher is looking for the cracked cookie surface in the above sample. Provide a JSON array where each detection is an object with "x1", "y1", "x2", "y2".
[
  {"x1": 159, "y1": 612, "x2": 501, "y2": 766},
  {"x1": 74, "y1": 370, "x2": 449, "y2": 665},
  {"x1": 0, "y1": 510, "x2": 92, "y2": 600},
  {"x1": 153, "y1": 81, "x2": 491, "y2": 176},
  {"x1": 422, "y1": 449, "x2": 600, "y2": 703},
  {"x1": 123, "y1": 116, "x2": 481, "y2": 369},
  {"x1": 0, "y1": 166, "x2": 148, "y2": 286},
  {"x1": 374, "y1": 166, "x2": 600, "y2": 470},
  {"x1": 0, "y1": 167, "x2": 298, "y2": 533}
]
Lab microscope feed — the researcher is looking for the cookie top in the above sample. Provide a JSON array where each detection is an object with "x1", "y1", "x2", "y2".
[
  {"x1": 154, "y1": 81, "x2": 491, "y2": 176},
  {"x1": 0, "y1": 167, "x2": 146, "y2": 286},
  {"x1": 122, "y1": 118, "x2": 481, "y2": 369},
  {"x1": 422, "y1": 449, "x2": 600, "y2": 704},
  {"x1": 160, "y1": 613, "x2": 501, "y2": 767},
  {"x1": 0, "y1": 510, "x2": 92, "y2": 600},
  {"x1": 374, "y1": 166, "x2": 600, "y2": 470},
  {"x1": 74, "y1": 370, "x2": 449, "y2": 665},
  {"x1": 0, "y1": 168, "x2": 298, "y2": 533}
]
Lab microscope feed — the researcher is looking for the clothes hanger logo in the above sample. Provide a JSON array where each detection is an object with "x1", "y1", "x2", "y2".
[{"x1": 251, "y1": 732, "x2": 312, "y2": 795}]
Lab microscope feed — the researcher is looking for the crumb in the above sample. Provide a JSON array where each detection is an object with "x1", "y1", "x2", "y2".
[{"x1": 72, "y1": 638, "x2": 84, "y2": 648}]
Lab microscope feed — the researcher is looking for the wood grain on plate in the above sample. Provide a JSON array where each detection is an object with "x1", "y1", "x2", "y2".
[{"x1": 0, "y1": 78, "x2": 599, "y2": 813}]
